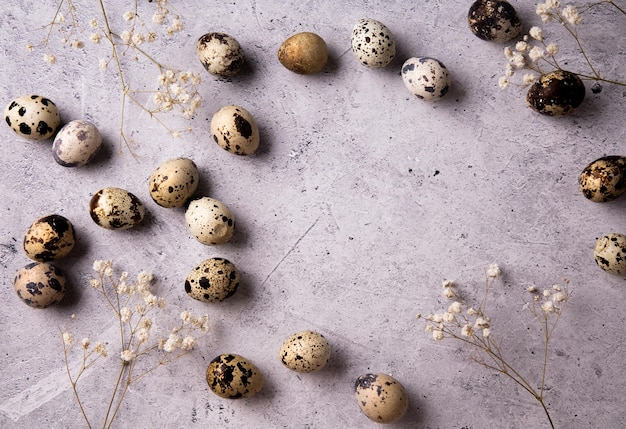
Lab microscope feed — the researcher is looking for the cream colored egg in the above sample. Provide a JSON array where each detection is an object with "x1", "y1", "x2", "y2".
[
  {"x1": 23, "y1": 214, "x2": 75, "y2": 261},
  {"x1": 185, "y1": 257, "x2": 240, "y2": 302},
  {"x1": 206, "y1": 354, "x2": 264, "y2": 399},
  {"x1": 354, "y1": 373, "x2": 409, "y2": 424},
  {"x1": 279, "y1": 330, "x2": 331, "y2": 373},
  {"x1": 4, "y1": 95, "x2": 61, "y2": 140},
  {"x1": 401, "y1": 57, "x2": 451, "y2": 101},
  {"x1": 594, "y1": 233, "x2": 626, "y2": 276},
  {"x1": 13, "y1": 262, "x2": 67, "y2": 308},
  {"x1": 197, "y1": 32, "x2": 244, "y2": 77},
  {"x1": 89, "y1": 187, "x2": 146, "y2": 230},
  {"x1": 579, "y1": 156, "x2": 626, "y2": 203},
  {"x1": 149, "y1": 158, "x2": 200, "y2": 208},
  {"x1": 351, "y1": 18, "x2": 396, "y2": 68},
  {"x1": 185, "y1": 197, "x2": 235, "y2": 245},
  {"x1": 211, "y1": 105, "x2": 260, "y2": 155},
  {"x1": 52, "y1": 119, "x2": 102, "y2": 167}
]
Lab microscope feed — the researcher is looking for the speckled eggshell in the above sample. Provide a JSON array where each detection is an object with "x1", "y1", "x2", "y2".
[
  {"x1": 526, "y1": 70, "x2": 585, "y2": 116},
  {"x1": 52, "y1": 119, "x2": 102, "y2": 167},
  {"x1": 206, "y1": 354, "x2": 264, "y2": 399},
  {"x1": 467, "y1": 0, "x2": 522, "y2": 42},
  {"x1": 196, "y1": 32, "x2": 245, "y2": 77},
  {"x1": 277, "y1": 32, "x2": 328, "y2": 75},
  {"x1": 279, "y1": 330, "x2": 331, "y2": 373},
  {"x1": 354, "y1": 373, "x2": 409, "y2": 424},
  {"x1": 149, "y1": 158, "x2": 199, "y2": 208},
  {"x1": 351, "y1": 18, "x2": 396, "y2": 68},
  {"x1": 4, "y1": 95, "x2": 61, "y2": 140},
  {"x1": 185, "y1": 197, "x2": 235, "y2": 245},
  {"x1": 401, "y1": 57, "x2": 451, "y2": 101},
  {"x1": 89, "y1": 187, "x2": 145, "y2": 230},
  {"x1": 211, "y1": 105, "x2": 260, "y2": 155},
  {"x1": 13, "y1": 262, "x2": 67, "y2": 308},
  {"x1": 594, "y1": 233, "x2": 626, "y2": 276},
  {"x1": 185, "y1": 257, "x2": 240, "y2": 302},
  {"x1": 24, "y1": 214, "x2": 75, "y2": 261},
  {"x1": 579, "y1": 156, "x2": 626, "y2": 202}
]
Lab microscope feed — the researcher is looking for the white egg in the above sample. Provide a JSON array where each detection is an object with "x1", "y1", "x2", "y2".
[
  {"x1": 279, "y1": 330, "x2": 331, "y2": 373},
  {"x1": 211, "y1": 105, "x2": 260, "y2": 156},
  {"x1": 52, "y1": 119, "x2": 102, "y2": 167},
  {"x1": 196, "y1": 32, "x2": 245, "y2": 77},
  {"x1": 185, "y1": 197, "x2": 235, "y2": 245},
  {"x1": 4, "y1": 95, "x2": 61, "y2": 140},
  {"x1": 351, "y1": 18, "x2": 396, "y2": 68},
  {"x1": 401, "y1": 57, "x2": 451, "y2": 101}
]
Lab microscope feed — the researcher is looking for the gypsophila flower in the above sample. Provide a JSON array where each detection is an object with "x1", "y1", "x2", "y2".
[
  {"x1": 498, "y1": 76, "x2": 510, "y2": 89},
  {"x1": 546, "y1": 43, "x2": 559, "y2": 56},
  {"x1": 81, "y1": 338, "x2": 90, "y2": 349},
  {"x1": 461, "y1": 324, "x2": 475, "y2": 338},
  {"x1": 43, "y1": 53, "x2": 56, "y2": 64},
  {"x1": 152, "y1": 12, "x2": 166, "y2": 25},
  {"x1": 486, "y1": 263, "x2": 501, "y2": 278},
  {"x1": 433, "y1": 330, "x2": 444, "y2": 341},
  {"x1": 515, "y1": 41, "x2": 530, "y2": 53},
  {"x1": 132, "y1": 33, "x2": 144, "y2": 46},
  {"x1": 99, "y1": 58, "x2": 108, "y2": 70},
  {"x1": 467, "y1": 307, "x2": 477, "y2": 316},
  {"x1": 543, "y1": 289, "x2": 551, "y2": 298},
  {"x1": 542, "y1": 300, "x2": 555, "y2": 313},
  {"x1": 181, "y1": 336, "x2": 196, "y2": 350},
  {"x1": 448, "y1": 301, "x2": 463, "y2": 314},
  {"x1": 123, "y1": 11, "x2": 135, "y2": 21},
  {"x1": 120, "y1": 30, "x2": 131, "y2": 43},
  {"x1": 120, "y1": 349, "x2": 137, "y2": 362},
  {"x1": 562, "y1": 5, "x2": 582, "y2": 25},
  {"x1": 94, "y1": 342, "x2": 108, "y2": 357},
  {"x1": 57, "y1": 13, "x2": 65, "y2": 23},
  {"x1": 529, "y1": 26, "x2": 543, "y2": 41},
  {"x1": 512, "y1": 52, "x2": 525, "y2": 68},
  {"x1": 553, "y1": 292, "x2": 566, "y2": 303},
  {"x1": 120, "y1": 307, "x2": 132, "y2": 323},
  {"x1": 443, "y1": 288, "x2": 456, "y2": 299},
  {"x1": 482, "y1": 328, "x2": 491, "y2": 338},
  {"x1": 89, "y1": 18, "x2": 98, "y2": 28},
  {"x1": 63, "y1": 332, "x2": 73, "y2": 346},
  {"x1": 443, "y1": 311, "x2": 456, "y2": 322},
  {"x1": 527, "y1": 285, "x2": 537, "y2": 293},
  {"x1": 522, "y1": 73, "x2": 538, "y2": 86},
  {"x1": 505, "y1": 64, "x2": 514, "y2": 78},
  {"x1": 475, "y1": 317, "x2": 490, "y2": 329},
  {"x1": 90, "y1": 33, "x2": 101, "y2": 44},
  {"x1": 528, "y1": 46, "x2": 545, "y2": 62}
]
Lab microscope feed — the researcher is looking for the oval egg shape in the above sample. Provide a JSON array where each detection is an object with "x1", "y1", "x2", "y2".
[
  {"x1": 4, "y1": 95, "x2": 61, "y2": 140},
  {"x1": 196, "y1": 32, "x2": 245, "y2": 77},
  {"x1": 468, "y1": 0, "x2": 522, "y2": 42},
  {"x1": 206, "y1": 354, "x2": 264, "y2": 399},
  {"x1": 351, "y1": 18, "x2": 396, "y2": 68},
  {"x1": 52, "y1": 119, "x2": 102, "y2": 167},
  {"x1": 277, "y1": 32, "x2": 328, "y2": 75},
  {"x1": 24, "y1": 214, "x2": 75, "y2": 261},
  {"x1": 149, "y1": 157, "x2": 200, "y2": 208},
  {"x1": 14, "y1": 262, "x2": 67, "y2": 308},
  {"x1": 279, "y1": 330, "x2": 331, "y2": 373},
  {"x1": 89, "y1": 187, "x2": 145, "y2": 230},
  {"x1": 526, "y1": 70, "x2": 585, "y2": 116},
  {"x1": 185, "y1": 197, "x2": 235, "y2": 245},
  {"x1": 211, "y1": 105, "x2": 260, "y2": 156},
  {"x1": 594, "y1": 233, "x2": 626, "y2": 276},
  {"x1": 185, "y1": 257, "x2": 240, "y2": 302},
  {"x1": 354, "y1": 373, "x2": 409, "y2": 424},
  {"x1": 402, "y1": 57, "x2": 451, "y2": 101},
  {"x1": 579, "y1": 156, "x2": 626, "y2": 203}
]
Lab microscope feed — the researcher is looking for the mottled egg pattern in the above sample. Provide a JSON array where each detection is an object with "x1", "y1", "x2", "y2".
[
  {"x1": 526, "y1": 70, "x2": 585, "y2": 116},
  {"x1": 211, "y1": 105, "x2": 260, "y2": 156},
  {"x1": 89, "y1": 187, "x2": 145, "y2": 230},
  {"x1": 351, "y1": 18, "x2": 396, "y2": 68},
  {"x1": 13, "y1": 262, "x2": 67, "y2": 308},
  {"x1": 277, "y1": 32, "x2": 328, "y2": 75},
  {"x1": 579, "y1": 156, "x2": 626, "y2": 202},
  {"x1": 4, "y1": 95, "x2": 60, "y2": 140},
  {"x1": 467, "y1": 0, "x2": 522, "y2": 42},
  {"x1": 185, "y1": 197, "x2": 235, "y2": 245},
  {"x1": 594, "y1": 233, "x2": 626, "y2": 276},
  {"x1": 185, "y1": 257, "x2": 240, "y2": 302},
  {"x1": 279, "y1": 330, "x2": 331, "y2": 373},
  {"x1": 197, "y1": 32, "x2": 244, "y2": 77},
  {"x1": 24, "y1": 214, "x2": 75, "y2": 261},
  {"x1": 149, "y1": 157, "x2": 199, "y2": 208},
  {"x1": 52, "y1": 119, "x2": 102, "y2": 167},
  {"x1": 401, "y1": 57, "x2": 451, "y2": 101},
  {"x1": 206, "y1": 354, "x2": 264, "y2": 399},
  {"x1": 354, "y1": 373, "x2": 409, "y2": 424}
]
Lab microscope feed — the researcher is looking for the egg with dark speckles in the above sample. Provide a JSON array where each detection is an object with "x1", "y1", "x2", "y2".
[
  {"x1": 594, "y1": 233, "x2": 626, "y2": 276},
  {"x1": 401, "y1": 57, "x2": 451, "y2": 101},
  {"x1": 354, "y1": 373, "x2": 409, "y2": 424},
  {"x1": 351, "y1": 18, "x2": 396, "y2": 68},
  {"x1": 526, "y1": 70, "x2": 585, "y2": 116},
  {"x1": 211, "y1": 105, "x2": 260, "y2": 156},
  {"x1": 52, "y1": 119, "x2": 102, "y2": 167},
  {"x1": 579, "y1": 156, "x2": 626, "y2": 202},
  {"x1": 185, "y1": 257, "x2": 240, "y2": 302},
  {"x1": 197, "y1": 32, "x2": 244, "y2": 77},
  {"x1": 206, "y1": 354, "x2": 264, "y2": 399},
  {"x1": 4, "y1": 95, "x2": 61, "y2": 140},
  {"x1": 468, "y1": 0, "x2": 522, "y2": 42},
  {"x1": 185, "y1": 197, "x2": 235, "y2": 245},
  {"x1": 279, "y1": 330, "x2": 331, "y2": 373},
  {"x1": 149, "y1": 158, "x2": 199, "y2": 208},
  {"x1": 13, "y1": 262, "x2": 67, "y2": 308},
  {"x1": 24, "y1": 214, "x2": 75, "y2": 261},
  {"x1": 89, "y1": 187, "x2": 145, "y2": 230}
]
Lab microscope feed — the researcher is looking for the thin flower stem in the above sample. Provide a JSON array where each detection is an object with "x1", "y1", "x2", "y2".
[{"x1": 102, "y1": 361, "x2": 128, "y2": 429}]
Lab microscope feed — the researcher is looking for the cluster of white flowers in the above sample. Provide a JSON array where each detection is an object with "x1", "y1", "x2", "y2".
[
  {"x1": 536, "y1": 0, "x2": 584, "y2": 25},
  {"x1": 524, "y1": 281, "x2": 570, "y2": 316},
  {"x1": 154, "y1": 70, "x2": 203, "y2": 122}
]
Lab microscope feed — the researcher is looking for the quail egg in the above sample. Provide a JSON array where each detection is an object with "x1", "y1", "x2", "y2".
[
  {"x1": 211, "y1": 105, "x2": 260, "y2": 155},
  {"x1": 401, "y1": 57, "x2": 451, "y2": 101},
  {"x1": 594, "y1": 233, "x2": 626, "y2": 276},
  {"x1": 52, "y1": 119, "x2": 102, "y2": 167},
  {"x1": 278, "y1": 32, "x2": 328, "y2": 75},
  {"x1": 185, "y1": 197, "x2": 235, "y2": 245},
  {"x1": 579, "y1": 156, "x2": 626, "y2": 202},
  {"x1": 206, "y1": 354, "x2": 264, "y2": 399},
  {"x1": 185, "y1": 257, "x2": 240, "y2": 302},
  {"x1": 526, "y1": 70, "x2": 585, "y2": 116},
  {"x1": 468, "y1": 0, "x2": 522, "y2": 42},
  {"x1": 279, "y1": 330, "x2": 331, "y2": 373},
  {"x1": 351, "y1": 18, "x2": 396, "y2": 68},
  {"x1": 354, "y1": 373, "x2": 409, "y2": 424},
  {"x1": 196, "y1": 32, "x2": 245, "y2": 77},
  {"x1": 89, "y1": 187, "x2": 145, "y2": 230},
  {"x1": 149, "y1": 157, "x2": 200, "y2": 208},
  {"x1": 13, "y1": 262, "x2": 67, "y2": 308},
  {"x1": 24, "y1": 214, "x2": 76, "y2": 261},
  {"x1": 4, "y1": 95, "x2": 61, "y2": 140}
]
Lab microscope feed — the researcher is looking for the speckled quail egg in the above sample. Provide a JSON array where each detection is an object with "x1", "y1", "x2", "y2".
[
  {"x1": 52, "y1": 119, "x2": 102, "y2": 167},
  {"x1": 278, "y1": 32, "x2": 328, "y2": 75},
  {"x1": 13, "y1": 262, "x2": 67, "y2": 308},
  {"x1": 211, "y1": 105, "x2": 260, "y2": 155},
  {"x1": 579, "y1": 156, "x2": 626, "y2": 202},
  {"x1": 89, "y1": 187, "x2": 145, "y2": 230},
  {"x1": 401, "y1": 57, "x2": 451, "y2": 101},
  {"x1": 594, "y1": 233, "x2": 626, "y2": 276},
  {"x1": 354, "y1": 373, "x2": 409, "y2": 424},
  {"x1": 185, "y1": 197, "x2": 235, "y2": 245},
  {"x1": 24, "y1": 214, "x2": 75, "y2": 261},
  {"x1": 206, "y1": 354, "x2": 264, "y2": 399},
  {"x1": 4, "y1": 95, "x2": 61, "y2": 140},
  {"x1": 185, "y1": 257, "x2": 240, "y2": 302},
  {"x1": 526, "y1": 70, "x2": 585, "y2": 116},
  {"x1": 468, "y1": 0, "x2": 522, "y2": 42},
  {"x1": 196, "y1": 32, "x2": 245, "y2": 77},
  {"x1": 279, "y1": 330, "x2": 331, "y2": 373},
  {"x1": 149, "y1": 158, "x2": 199, "y2": 208},
  {"x1": 351, "y1": 18, "x2": 396, "y2": 68}
]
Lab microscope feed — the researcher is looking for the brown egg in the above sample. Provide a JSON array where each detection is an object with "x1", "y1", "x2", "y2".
[
  {"x1": 277, "y1": 32, "x2": 328, "y2": 75},
  {"x1": 24, "y1": 214, "x2": 75, "y2": 261},
  {"x1": 579, "y1": 156, "x2": 626, "y2": 202},
  {"x1": 13, "y1": 262, "x2": 67, "y2": 308},
  {"x1": 526, "y1": 70, "x2": 585, "y2": 116},
  {"x1": 468, "y1": 0, "x2": 522, "y2": 42},
  {"x1": 206, "y1": 354, "x2": 264, "y2": 399}
]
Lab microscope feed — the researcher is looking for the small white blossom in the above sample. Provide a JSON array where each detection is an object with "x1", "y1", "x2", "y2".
[
  {"x1": 181, "y1": 336, "x2": 196, "y2": 350},
  {"x1": 461, "y1": 324, "x2": 475, "y2": 338},
  {"x1": 504, "y1": 46, "x2": 514, "y2": 60},
  {"x1": 443, "y1": 288, "x2": 456, "y2": 299},
  {"x1": 515, "y1": 41, "x2": 529, "y2": 53},
  {"x1": 132, "y1": 32, "x2": 145, "y2": 46},
  {"x1": 120, "y1": 349, "x2": 137, "y2": 362},
  {"x1": 546, "y1": 43, "x2": 559, "y2": 56},
  {"x1": 120, "y1": 31, "x2": 131, "y2": 43},
  {"x1": 522, "y1": 73, "x2": 538, "y2": 86},
  {"x1": 123, "y1": 11, "x2": 135, "y2": 21},
  {"x1": 63, "y1": 332, "x2": 73, "y2": 346},
  {"x1": 152, "y1": 13, "x2": 165, "y2": 25},
  {"x1": 505, "y1": 64, "x2": 514, "y2": 78},
  {"x1": 498, "y1": 76, "x2": 510, "y2": 89},
  {"x1": 120, "y1": 307, "x2": 132, "y2": 323},
  {"x1": 482, "y1": 328, "x2": 491, "y2": 338},
  {"x1": 43, "y1": 53, "x2": 56, "y2": 64},
  {"x1": 443, "y1": 311, "x2": 456, "y2": 322},
  {"x1": 529, "y1": 26, "x2": 543, "y2": 41},
  {"x1": 511, "y1": 52, "x2": 525, "y2": 68},
  {"x1": 527, "y1": 285, "x2": 537, "y2": 293},
  {"x1": 543, "y1": 289, "x2": 552, "y2": 298},
  {"x1": 57, "y1": 13, "x2": 65, "y2": 23},
  {"x1": 95, "y1": 342, "x2": 108, "y2": 357},
  {"x1": 467, "y1": 307, "x2": 477, "y2": 316},
  {"x1": 553, "y1": 292, "x2": 566, "y2": 303},
  {"x1": 90, "y1": 33, "x2": 101, "y2": 44},
  {"x1": 90, "y1": 18, "x2": 98, "y2": 28},
  {"x1": 562, "y1": 5, "x2": 582, "y2": 25},
  {"x1": 542, "y1": 300, "x2": 555, "y2": 314},
  {"x1": 486, "y1": 263, "x2": 501, "y2": 278},
  {"x1": 448, "y1": 301, "x2": 462, "y2": 314},
  {"x1": 432, "y1": 330, "x2": 444, "y2": 341},
  {"x1": 99, "y1": 58, "x2": 108, "y2": 70},
  {"x1": 529, "y1": 46, "x2": 545, "y2": 62}
]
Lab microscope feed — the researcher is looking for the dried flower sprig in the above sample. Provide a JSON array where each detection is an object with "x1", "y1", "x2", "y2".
[
  {"x1": 31, "y1": 0, "x2": 202, "y2": 153},
  {"x1": 61, "y1": 260, "x2": 209, "y2": 429},
  {"x1": 499, "y1": 0, "x2": 626, "y2": 90},
  {"x1": 417, "y1": 264, "x2": 570, "y2": 429}
]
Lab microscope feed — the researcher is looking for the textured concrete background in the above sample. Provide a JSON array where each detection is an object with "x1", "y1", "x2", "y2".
[{"x1": 1, "y1": 1, "x2": 625, "y2": 428}]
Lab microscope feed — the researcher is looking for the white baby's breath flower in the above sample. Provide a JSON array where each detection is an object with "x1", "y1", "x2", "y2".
[
  {"x1": 527, "y1": 285, "x2": 537, "y2": 293},
  {"x1": 443, "y1": 311, "x2": 456, "y2": 322},
  {"x1": 90, "y1": 18, "x2": 98, "y2": 28},
  {"x1": 432, "y1": 330, "x2": 445, "y2": 341},
  {"x1": 135, "y1": 304, "x2": 146, "y2": 315},
  {"x1": 562, "y1": 5, "x2": 582, "y2": 25},
  {"x1": 475, "y1": 317, "x2": 490, "y2": 329},
  {"x1": 81, "y1": 338, "x2": 90, "y2": 349},
  {"x1": 181, "y1": 335, "x2": 196, "y2": 350},
  {"x1": 486, "y1": 263, "x2": 501, "y2": 278},
  {"x1": 43, "y1": 53, "x2": 56, "y2": 64},
  {"x1": 137, "y1": 328, "x2": 150, "y2": 343},
  {"x1": 529, "y1": 46, "x2": 545, "y2": 62},
  {"x1": 553, "y1": 292, "x2": 566, "y2": 303},
  {"x1": 94, "y1": 342, "x2": 108, "y2": 357},
  {"x1": 146, "y1": 32, "x2": 158, "y2": 42},
  {"x1": 543, "y1": 289, "x2": 552, "y2": 298},
  {"x1": 181, "y1": 310, "x2": 193, "y2": 324},
  {"x1": 467, "y1": 307, "x2": 477, "y2": 316},
  {"x1": 504, "y1": 46, "x2": 514, "y2": 60},
  {"x1": 461, "y1": 324, "x2": 474, "y2": 338},
  {"x1": 120, "y1": 31, "x2": 131, "y2": 43},
  {"x1": 505, "y1": 64, "x2": 514, "y2": 78},
  {"x1": 546, "y1": 43, "x2": 559, "y2": 56},
  {"x1": 90, "y1": 33, "x2": 101, "y2": 44},
  {"x1": 448, "y1": 301, "x2": 462, "y2": 314},
  {"x1": 522, "y1": 73, "x2": 538, "y2": 86},
  {"x1": 152, "y1": 13, "x2": 165, "y2": 25},
  {"x1": 120, "y1": 349, "x2": 137, "y2": 362},
  {"x1": 443, "y1": 288, "x2": 456, "y2": 299},
  {"x1": 120, "y1": 307, "x2": 132, "y2": 323},
  {"x1": 90, "y1": 279, "x2": 101, "y2": 288},
  {"x1": 99, "y1": 58, "x2": 108, "y2": 70},
  {"x1": 63, "y1": 332, "x2": 73, "y2": 346},
  {"x1": 529, "y1": 26, "x2": 543, "y2": 41},
  {"x1": 515, "y1": 41, "x2": 529, "y2": 53},
  {"x1": 132, "y1": 32, "x2": 145, "y2": 46},
  {"x1": 123, "y1": 11, "x2": 135, "y2": 21},
  {"x1": 512, "y1": 52, "x2": 525, "y2": 68},
  {"x1": 57, "y1": 13, "x2": 65, "y2": 23},
  {"x1": 498, "y1": 76, "x2": 510, "y2": 89},
  {"x1": 542, "y1": 300, "x2": 555, "y2": 314},
  {"x1": 482, "y1": 328, "x2": 491, "y2": 338}
]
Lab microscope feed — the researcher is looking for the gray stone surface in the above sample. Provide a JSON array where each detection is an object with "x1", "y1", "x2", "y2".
[{"x1": 1, "y1": 1, "x2": 625, "y2": 428}]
